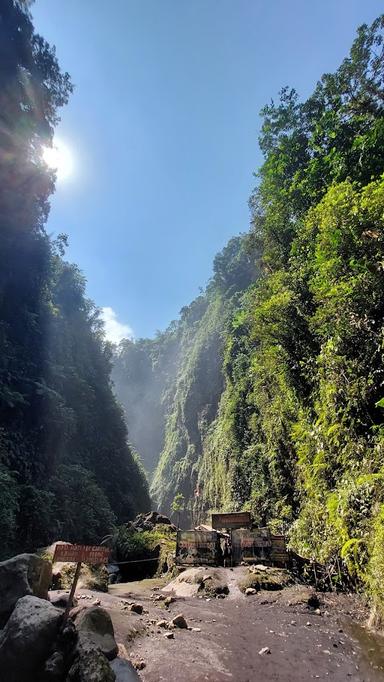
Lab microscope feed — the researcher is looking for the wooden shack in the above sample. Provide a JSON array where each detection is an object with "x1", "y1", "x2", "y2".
[{"x1": 175, "y1": 513, "x2": 289, "y2": 567}]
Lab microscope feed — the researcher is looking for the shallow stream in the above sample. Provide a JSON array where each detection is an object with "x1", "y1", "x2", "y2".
[{"x1": 346, "y1": 619, "x2": 384, "y2": 678}]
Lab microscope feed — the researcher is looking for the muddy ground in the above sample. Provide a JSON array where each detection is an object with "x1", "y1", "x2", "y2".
[{"x1": 55, "y1": 567, "x2": 384, "y2": 681}]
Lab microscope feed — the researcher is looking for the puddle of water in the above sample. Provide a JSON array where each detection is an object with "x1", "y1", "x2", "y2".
[{"x1": 345, "y1": 618, "x2": 384, "y2": 676}]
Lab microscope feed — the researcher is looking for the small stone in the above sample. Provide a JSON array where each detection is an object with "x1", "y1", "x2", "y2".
[
  {"x1": 130, "y1": 603, "x2": 143, "y2": 614},
  {"x1": 245, "y1": 587, "x2": 257, "y2": 596},
  {"x1": 290, "y1": 620, "x2": 296, "y2": 626},
  {"x1": 323, "y1": 649, "x2": 331, "y2": 655},
  {"x1": 205, "y1": 598, "x2": 211, "y2": 602},
  {"x1": 156, "y1": 620, "x2": 169, "y2": 628},
  {"x1": 259, "y1": 647, "x2": 271, "y2": 655},
  {"x1": 315, "y1": 608, "x2": 321, "y2": 615},
  {"x1": 164, "y1": 631, "x2": 174, "y2": 639},
  {"x1": 217, "y1": 593, "x2": 226, "y2": 599},
  {"x1": 164, "y1": 596, "x2": 175, "y2": 606},
  {"x1": 92, "y1": 598, "x2": 101, "y2": 606},
  {"x1": 133, "y1": 659, "x2": 146, "y2": 670},
  {"x1": 306, "y1": 621, "x2": 312, "y2": 626},
  {"x1": 191, "y1": 627, "x2": 201, "y2": 632},
  {"x1": 171, "y1": 613, "x2": 188, "y2": 629}
]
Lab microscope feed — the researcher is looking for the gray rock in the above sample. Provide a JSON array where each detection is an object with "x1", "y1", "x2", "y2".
[
  {"x1": 0, "y1": 595, "x2": 62, "y2": 682},
  {"x1": 129, "y1": 603, "x2": 143, "y2": 614},
  {"x1": 156, "y1": 619, "x2": 168, "y2": 628},
  {"x1": 171, "y1": 613, "x2": 188, "y2": 629},
  {"x1": 110, "y1": 657, "x2": 141, "y2": 680},
  {"x1": 155, "y1": 514, "x2": 172, "y2": 525},
  {"x1": 0, "y1": 553, "x2": 52, "y2": 626},
  {"x1": 245, "y1": 587, "x2": 257, "y2": 595},
  {"x1": 76, "y1": 606, "x2": 118, "y2": 660},
  {"x1": 67, "y1": 638, "x2": 115, "y2": 682}
]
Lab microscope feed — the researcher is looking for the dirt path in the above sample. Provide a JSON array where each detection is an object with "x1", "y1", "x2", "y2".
[{"x1": 67, "y1": 572, "x2": 384, "y2": 681}]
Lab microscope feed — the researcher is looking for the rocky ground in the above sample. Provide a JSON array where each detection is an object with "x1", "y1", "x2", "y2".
[
  {"x1": 63, "y1": 567, "x2": 384, "y2": 682},
  {"x1": 2, "y1": 553, "x2": 384, "y2": 681}
]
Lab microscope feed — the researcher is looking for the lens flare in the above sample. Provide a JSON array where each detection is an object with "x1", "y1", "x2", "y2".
[{"x1": 42, "y1": 138, "x2": 74, "y2": 181}]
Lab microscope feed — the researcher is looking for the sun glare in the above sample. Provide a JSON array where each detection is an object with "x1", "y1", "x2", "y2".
[{"x1": 42, "y1": 138, "x2": 74, "y2": 181}]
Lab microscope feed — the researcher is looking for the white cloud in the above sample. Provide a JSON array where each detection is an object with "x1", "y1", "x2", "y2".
[{"x1": 101, "y1": 306, "x2": 134, "y2": 344}]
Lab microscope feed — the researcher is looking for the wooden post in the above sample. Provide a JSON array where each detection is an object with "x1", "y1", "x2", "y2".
[
  {"x1": 63, "y1": 561, "x2": 82, "y2": 623},
  {"x1": 175, "y1": 530, "x2": 180, "y2": 565}
]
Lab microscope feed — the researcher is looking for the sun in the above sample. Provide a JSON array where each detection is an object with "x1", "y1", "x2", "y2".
[{"x1": 42, "y1": 138, "x2": 74, "y2": 181}]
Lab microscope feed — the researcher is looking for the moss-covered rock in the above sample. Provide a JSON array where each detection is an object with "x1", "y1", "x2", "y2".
[{"x1": 237, "y1": 566, "x2": 292, "y2": 593}]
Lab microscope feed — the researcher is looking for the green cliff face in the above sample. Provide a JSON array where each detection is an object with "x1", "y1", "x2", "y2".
[
  {"x1": 113, "y1": 235, "x2": 257, "y2": 520},
  {"x1": 114, "y1": 16, "x2": 384, "y2": 614}
]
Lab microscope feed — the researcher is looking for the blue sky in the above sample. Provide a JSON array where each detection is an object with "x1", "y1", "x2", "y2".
[{"x1": 32, "y1": 0, "x2": 383, "y2": 340}]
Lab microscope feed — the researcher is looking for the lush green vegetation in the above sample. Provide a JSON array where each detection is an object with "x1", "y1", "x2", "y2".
[
  {"x1": 0, "y1": 1, "x2": 150, "y2": 559},
  {"x1": 114, "y1": 16, "x2": 384, "y2": 614}
]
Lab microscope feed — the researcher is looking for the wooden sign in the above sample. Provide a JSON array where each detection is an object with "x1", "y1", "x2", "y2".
[
  {"x1": 211, "y1": 512, "x2": 251, "y2": 530},
  {"x1": 53, "y1": 544, "x2": 111, "y2": 622},
  {"x1": 53, "y1": 543, "x2": 110, "y2": 564}
]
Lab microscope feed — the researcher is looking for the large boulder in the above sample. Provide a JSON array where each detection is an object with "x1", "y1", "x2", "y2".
[
  {"x1": 129, "y1": 511, "x2": 176, "y2": 532},
  {"x1": 67, "y1": 638, "x2": 115, "y2": 682},
  {"x1": 52, "y1": 562, "x2": 109, "y2": 593},
  {"x1": 75, "y1": 606, "x2": 118, "y2": 661},
  {"x1": 238, "y1": 565, "x2": 293, "y2": 593},
  {"x1": 0, "y1": 595, "x2": 62, "y2": 682},
  {"x1": 0, "y1": 553, "x2": 52, "y2": 626},
  {"x1": 155, "y1": 514, "x2": 172, "y2": 525}
]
